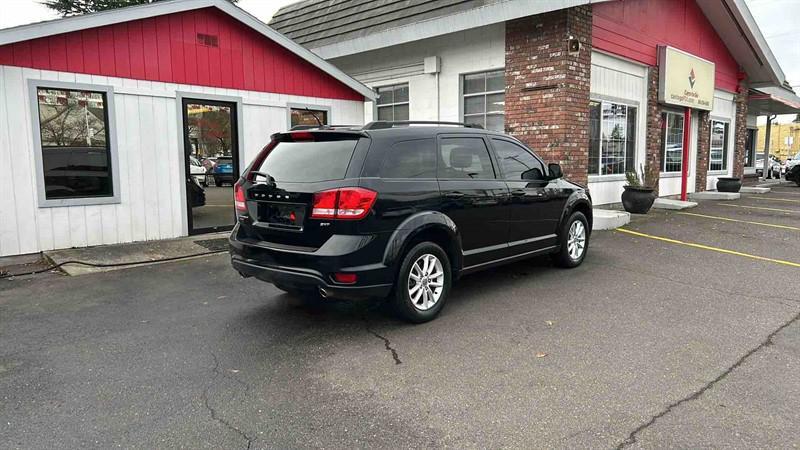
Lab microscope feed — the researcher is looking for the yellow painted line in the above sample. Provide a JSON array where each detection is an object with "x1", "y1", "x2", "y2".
[
  {"x1": 720, "y1": 204, "x2": 800, "y2": 214},
  {"x1": 744, "y1": 196, "x2": 800, "y2": 203},
  {"x1": 676, "y1": 212, "x2": 800, "y2": 231},
  {"x1": 616, "y1": 228, "x2": 800, "y2": 268}
]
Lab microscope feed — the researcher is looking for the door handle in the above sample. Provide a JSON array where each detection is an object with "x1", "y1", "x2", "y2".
[{"x1": 445, "y1": 192, "x2": 465, "y2": 199}]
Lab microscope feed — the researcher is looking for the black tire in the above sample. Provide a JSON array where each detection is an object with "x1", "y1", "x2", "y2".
[
  {"x1": 392, "y1": 242, "x2": 452, "y2": 323},
  {"x1": 551, "y1": 211, "x2": 589, "y2": 268},
  {"x1": 214, "y1": 178, "x2": 222, "y2": 187}
]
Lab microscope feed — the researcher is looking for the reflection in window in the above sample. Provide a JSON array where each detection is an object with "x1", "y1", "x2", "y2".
[
  {"x1": 492, "y1": 139, "x2": 544, "y2": 180},
  {"x1": 187, "y1": 103, "x2": 233, "y2": 159},
  {"x1": 661, "y1": 112, "x2": 685, "y2": 173},
  {"x1": 462, "y1": 70, "x2": 504, "y2": 132},
  {"x1": 709, "y1": 120, "x2": 729, "y2": 171},
  {"x1": 376, "y1": 83, "x2": 409, "y2": 121},
  {"x1": 744, "y1": 129, "x2": 757, "y2": 168},
  {"x1": 290, "y1": 108, "x2": 328, "y2": 128},
  {"x1": 437, "y1": 137, "x2": 495, "y2": 179},
  {"x1": 37, "y1": 87, "x2": 112, "y2": 199},
  {"x1": 589, "y1": 101, "x2": 637, "y2": 175}
]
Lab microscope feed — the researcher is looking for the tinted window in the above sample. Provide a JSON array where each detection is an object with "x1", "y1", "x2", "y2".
[
  {"x1": 492, "y1": 139, "x2": 545, "y2": 180},
  {"x1": 380, "y1": 139, "x2": 436, "y2": 178},
  {"x1": 36, "y1": 87, "x2": 112, "y2": 199},
  {"x1": 258, "y1": 140, "x2": 357, "y2": 182},
  {"x1": 437, "y1": 137, "x2": 495, "y2": 179}
]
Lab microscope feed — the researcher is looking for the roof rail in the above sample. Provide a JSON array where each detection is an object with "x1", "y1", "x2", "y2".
[
  {"x1": 289, "y1": 124, "x2": 362, "y2": 131},
  {"x1": 362, "y1": 120, "x2": 484, "y2": 130}
]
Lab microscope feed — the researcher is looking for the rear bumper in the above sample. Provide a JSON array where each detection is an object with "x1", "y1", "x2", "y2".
[
  {"x1": 231, "y1": 257, "x2": 392, "y2": 300},
  {"x1": 228, "y1": 225, "x2": 394, "y2": 300}
]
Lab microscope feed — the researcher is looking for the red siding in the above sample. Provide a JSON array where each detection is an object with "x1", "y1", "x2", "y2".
[
  {"x1": 593, "y1": 0, "x2": 741, "y2": 93},
  {"x1": 0, "y1": 7, "x2": 362, "y2": 101}
]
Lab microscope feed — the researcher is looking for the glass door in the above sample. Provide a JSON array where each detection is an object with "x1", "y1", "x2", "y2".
[{"x1": 182, "y1": 98, "x2": 239, "y2": 234}]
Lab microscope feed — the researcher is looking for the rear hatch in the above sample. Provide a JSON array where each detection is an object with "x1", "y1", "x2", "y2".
[{"x1": 237, "y1": 131, "x2": 367, "y2": 250}]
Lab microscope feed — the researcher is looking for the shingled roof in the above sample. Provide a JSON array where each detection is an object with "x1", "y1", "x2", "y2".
[{"x1": 269, "y1": 0, "x2": 502, "y2": 49}]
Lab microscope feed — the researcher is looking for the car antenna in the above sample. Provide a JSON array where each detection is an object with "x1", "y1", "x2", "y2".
[{"x1": 305, "y1": 107, "x2": 323, "y2": 127}]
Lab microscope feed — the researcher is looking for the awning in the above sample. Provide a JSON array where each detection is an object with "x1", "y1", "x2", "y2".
[{"x1": 748, "y1": 86, "x2": 800, "y2": 116}]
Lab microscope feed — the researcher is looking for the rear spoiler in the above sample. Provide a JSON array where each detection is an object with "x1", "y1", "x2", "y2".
[{"x1": 272, "y1": 130, "x2": 368, "y2": 142}]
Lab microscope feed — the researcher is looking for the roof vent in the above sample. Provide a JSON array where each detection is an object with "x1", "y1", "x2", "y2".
[{"x1": 196, "y1": 33, "x2": 219, "y2": 47}]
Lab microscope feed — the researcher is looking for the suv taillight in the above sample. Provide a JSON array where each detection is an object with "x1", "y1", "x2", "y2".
[
  {"x1": 311, "y1": 188, "x2": 377, "y2": 220},
  {"x1": 234, "y1": 181, "x2": 246, "y2": 212}
]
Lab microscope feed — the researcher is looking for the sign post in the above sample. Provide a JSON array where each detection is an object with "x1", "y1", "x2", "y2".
[{"x1": 659, "y1": 46, "x2": 715, "y2": 200}]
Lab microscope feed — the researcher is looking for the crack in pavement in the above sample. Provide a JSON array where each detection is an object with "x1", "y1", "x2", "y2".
[
  {"x1": 202, "y1": 352, "x2": 255, "y2": 450},
  {"x1": 364, "y1": 318, "x2": 402, "y2": 365},
  {"x1": 616, "y1": 309, "x2": 800, "y2": 449}
]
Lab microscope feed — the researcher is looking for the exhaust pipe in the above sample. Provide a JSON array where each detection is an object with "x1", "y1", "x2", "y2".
[{"x1": 319, "y1": 288, "x2": 329, "y2": 299}]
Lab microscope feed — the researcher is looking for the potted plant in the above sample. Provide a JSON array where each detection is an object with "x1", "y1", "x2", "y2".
[
  {"x1": 716, "y1": 176, "x2": 742, "y2": 193},
  {"x1": 622, "y1": 165, "x2": 656, "y2": 214}
]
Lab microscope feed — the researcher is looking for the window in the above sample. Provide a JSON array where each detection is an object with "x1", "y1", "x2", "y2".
[
  {"x1": 709, "y1": 120, "x2": 730, "y2": 171},
  {"x1": 290, "y1": 107, "x2": 329, "y2": 128},
  {"x1": 380, "y1": 139, "x2": 436, "y2": 178},
  {"x1": 661, "y1": 112, "x2": 685, "y2": 173},
  {"x1": 744, "y1": 128, "x2": 757, "y2": 168},
  {"x1": 588, "y1": 100, "x2": 637, "y2": 175},
  {"x1": 462, "y1": 70, "x2": 504, "y2": 132},
  {"x1": 437, "y1": 137, "x2": 495, "y2": 179},
  {"x1": 257, "y1": 140, "x2": 358, "y2": 183},
  {"x1": 376, "y1": 83, "x2": 409, "y2": 121},
  {"x1": 491, "y1": 139, "x2": 545, "y2": 180},
  {"x1": 35, "y1": 86, "x2": 115, "y2": 201}
]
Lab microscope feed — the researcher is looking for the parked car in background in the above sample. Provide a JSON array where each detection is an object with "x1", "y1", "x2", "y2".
[
  {"x1": 212, "y1": 156, "x2": 235, "y2": 186},
  {"x1": 189, "y1": 156, "x2": 208, "y2": 186},
  {"x1": 755, "y1": 153, "x2": 783, "y2": 178},
  {"x1": 187, "y1": 176, "x2": 206, "y2": 207},
  {"x1": 786, "y1": 151, "x2": 800, "y2": 186},
  {"x1": 229, "y1": 121, "x2": 593, "y2": 323}
]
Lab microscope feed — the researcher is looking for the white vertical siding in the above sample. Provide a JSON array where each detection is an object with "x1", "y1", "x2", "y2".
[
  {"x1": 588, "y1": 52, "x2": 649, "y2": 205},
  {"x1": 0, "y1": 65, "x2": 364, "y2": 257}
]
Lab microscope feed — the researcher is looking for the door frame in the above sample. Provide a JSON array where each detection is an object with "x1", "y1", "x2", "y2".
[{"x1": 176, "y1": 91, "x2": 245, "y2": 235}]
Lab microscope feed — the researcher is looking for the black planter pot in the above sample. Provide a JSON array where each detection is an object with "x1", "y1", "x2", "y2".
[
  {"x1": 621, "y1": 185, "x2": 656, "y2": 214},
  {"x1": 716, "y1": 177, "x2": 742, "y2": 193}
]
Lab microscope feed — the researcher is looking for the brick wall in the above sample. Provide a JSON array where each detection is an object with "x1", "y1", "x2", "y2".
[
  {"x1": 733, "y1": 80, "x2": 749, "y2": 178},
  {"x1": 505, "y1": 6, "x2": 592, "y2": 185},
  {"x1": 644, "y1": 67, "x2": 663, "y2": 191},
  {"x1": 695, "y1": 111, "x2": 711, "y2": 192}
]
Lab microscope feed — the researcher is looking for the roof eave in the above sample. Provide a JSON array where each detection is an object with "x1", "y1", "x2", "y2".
[{"x1": 0, "y1": 0, "x2": 376, "y2": 100}]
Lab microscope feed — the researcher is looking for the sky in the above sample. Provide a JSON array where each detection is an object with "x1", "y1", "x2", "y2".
[{"x1": 1, "y1": 0, "x2": 798, "y2": 120}]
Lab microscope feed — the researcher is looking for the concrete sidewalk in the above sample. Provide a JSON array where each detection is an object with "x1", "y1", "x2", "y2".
[{"x1": 1, "y1": 232, "x2": 230, "y2": 278}]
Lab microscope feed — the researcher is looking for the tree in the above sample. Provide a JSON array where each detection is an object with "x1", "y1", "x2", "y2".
[{"x1": 43, "y1": 0, "x2": 236, "y2": 16}]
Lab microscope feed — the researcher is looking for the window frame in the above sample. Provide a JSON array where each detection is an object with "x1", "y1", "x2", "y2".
[
  {"x1": 660, "y1": 109, "x2": 686, "y2": 175},
  {"x1": 374, "y1": 82, "x2": 410, "y2": 122},
  {"x1": 588, "y1": 97, "x2": 639, "y2": 179},
  {"x1": 28, "y1": 79, "x2": 121, "y2": 208},
  {"x1": 459, "y1": 69, "x2": 505, "y2": 132},
  {"x1": 708, "y1": 118, "x2": 731, "y2": 173},
  {"x1": 286, "y1": 102, "x2": 331, "y2": 129},
  {"x1": 435, "y1": 134, "x2": 498, "y2": 180}
]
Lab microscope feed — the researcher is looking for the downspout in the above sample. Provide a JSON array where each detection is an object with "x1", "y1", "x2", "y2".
[{"x1": 764, "y1": 115, "x2": 774, "y2": 179}]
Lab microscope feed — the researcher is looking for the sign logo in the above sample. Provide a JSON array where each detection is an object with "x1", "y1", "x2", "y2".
[{"x1": 688, "y1": 68, "x2": 696, "y2": 89}]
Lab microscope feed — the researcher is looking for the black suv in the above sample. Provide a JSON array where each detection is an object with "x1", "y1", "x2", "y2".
[{"x1": 229, "y1": 121, "x2": 592, "y2": 322}]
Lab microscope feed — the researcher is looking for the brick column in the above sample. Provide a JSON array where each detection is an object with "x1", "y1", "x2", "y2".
[
  {"x1": 505, "y1": 6, "x2": 592, "y2": 185},
  {"x1": 644, "y1": 67, "x2": 662, "y2": 192},
  {"x1": 733, "y1": 80, "x2": 749, "y2": 179},
  {"x1": 695, "y1": 110, "x2": 711, "y2": 192}
]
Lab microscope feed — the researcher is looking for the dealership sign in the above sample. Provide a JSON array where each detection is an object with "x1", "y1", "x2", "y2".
[{"x1": 658, "y1": 46, "x2": 715, "y2": 111}]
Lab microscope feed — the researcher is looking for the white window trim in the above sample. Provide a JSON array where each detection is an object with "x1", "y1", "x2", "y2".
[
  {"x1": 459, "y1": 68, "x2": 505, "y2": 131},
  {"x1": 286, "y1": 102, "x2": 332, "y2": 129},
  {"x1": 661, "y1": 110, "x2": 686, "y2": 175},
  {"x1": 374, "y1": 82, "x2": 410, "y2": 121},
  {"x1": 28, "y1": 79, "x2": 121, "y2": 208},
  {"x1": 708, "y1": 118, "x2": 731, "y2": 174},
  {"x1": 588, "y1": 97, "x2": 639, "y2": 180}
]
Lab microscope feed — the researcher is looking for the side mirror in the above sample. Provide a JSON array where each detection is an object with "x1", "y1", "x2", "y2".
[{"x1": 548, "y1": 163, "x2": 563, "y2": 179}]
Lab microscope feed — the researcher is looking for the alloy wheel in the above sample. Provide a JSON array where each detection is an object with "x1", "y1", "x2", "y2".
[
  {"x1": 407, "y1": 254, "x2": 444, "y2": 311},
  {"x1": 567, "y1": 220, "x2": 586, "y2": 260}
]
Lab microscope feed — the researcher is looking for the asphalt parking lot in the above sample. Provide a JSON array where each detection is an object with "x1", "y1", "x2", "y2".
[{"x1": 1, "y1": 184, "x2": 799, "y2": 449}]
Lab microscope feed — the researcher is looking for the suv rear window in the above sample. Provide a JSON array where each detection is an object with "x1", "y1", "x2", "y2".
[{"x1": 257, "y1": 140, "x2": 358, "y2": 182}]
